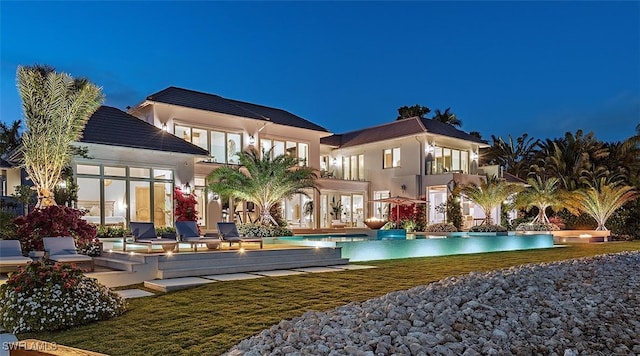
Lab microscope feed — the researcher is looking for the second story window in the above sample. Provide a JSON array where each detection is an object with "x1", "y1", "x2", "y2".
[
  {"x1": 175, "y1": 125, "x2": 241, "y2": 164},
  {"x1": 429, "y1": 146, "x2": 469, "y2": 174},
  {"x1": 383, "y1": 148, "x2": 401, "y2": 169},
  {"x1": 261, "y1": 139, "x2": 309, "y2": 166},
  {"x1": 342, "y1": 154, "x2": 365, "y2": 180}
]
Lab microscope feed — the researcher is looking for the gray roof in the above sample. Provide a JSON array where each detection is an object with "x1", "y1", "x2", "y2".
[
  {"x1": 145, "y1": 86, "x2": 329, "y2": 133},
  {"x1": 81, "y1": 106, "x2": 209, "y2": 156},
  {"x1": 0, "y1": 158, "x2": 14, "y2": 168},
  {"x1": 320, "y1": 117, "x2": 487, "y2": 148}
]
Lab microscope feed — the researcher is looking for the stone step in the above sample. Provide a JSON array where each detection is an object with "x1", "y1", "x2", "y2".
[{"x1": 157, "y1": 258, "x2": 349, "y2": 279}]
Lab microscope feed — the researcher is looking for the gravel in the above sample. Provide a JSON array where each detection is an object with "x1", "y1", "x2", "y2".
[{"x1": 224, "y1": 251, "x2": 640, "y2": 355}]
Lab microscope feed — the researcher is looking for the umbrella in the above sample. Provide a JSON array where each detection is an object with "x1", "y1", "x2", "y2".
[{"x1": 369, "y1": 195, "x2": 428, "y2": 227}]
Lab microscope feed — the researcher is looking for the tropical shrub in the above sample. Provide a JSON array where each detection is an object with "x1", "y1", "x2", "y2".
[
  {"x1": 401, "y1": 219, "x2": 418, "y2": 232},
  {"x1": 96, "y1": 225, "x2": 128, "y2": 239},
  {"x1": 446, "y1": 196, "x2": 463, "y2": 230},
  {"x1": 515, "y1": 222, "x2": 560, "y2": 231},
  {"x1": 548, "y1": 216, "x2": 566, "y2": 230},
  {"x1": 238, "y1": 223, "x2": 293, "y2": 237},
  {"x1": 469, "y1": 224, "x2": 507, "y2": 232},
  {"x1": 425, "y1": 223, "x2": 458, "y2": 232},
  {"x1": 0, "y1": 210, "x2": 17, "y2": 240},
  {"x1": 13, "y1": 206, "x2": 96, "y2": 254},
  {"x1": 0, "y1": 261, "x2": 126, "y2": 333}
]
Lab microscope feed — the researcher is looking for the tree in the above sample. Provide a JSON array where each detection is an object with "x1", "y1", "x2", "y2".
[
  {"x1": 431, "y1": 107, "x2": 462, "y2": 128},
  {"x1": 515, "y1": 177, "x2": 563, "y2": 224},
  {"x1": 563, "y1": 179, "x2": 638, "y2": 231},
  {"x1": 482, "y1": 134, "x2": 539, "y2": 179},
  {"x1": 396, "y1": 104, "x2": 430, "y2": 120},
  {"x1": 17, "y1": 65, "x2": 104, "y2": 208},
  {"x1": 460, "y1": 175, "x2": 522, "y2": 226},
  {"x1": 206, "y1": 148, "x2": 319, "y2": 226},
  {"x1": 0, "y1": 120, "x2": 22, "y2": 157}
]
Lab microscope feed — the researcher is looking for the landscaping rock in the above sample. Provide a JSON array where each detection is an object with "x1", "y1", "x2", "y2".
[{"x1": 224, "y1": 252, "x2": 640, "y2": 355}]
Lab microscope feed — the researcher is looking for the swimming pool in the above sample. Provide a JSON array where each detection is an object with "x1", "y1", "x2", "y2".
[{"x1": 274, "y1": 232, "x2": 555, "y2": 262}]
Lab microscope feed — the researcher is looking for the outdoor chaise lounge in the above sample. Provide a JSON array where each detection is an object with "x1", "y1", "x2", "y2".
[
  {"x1": 216, "y1": 222, "x2": 263, "y2": 249},
  {"x1": 0, "y1": 240, "x2": 32, "y2": 273},
  {"x1": 175, "y1": 221, "x2": 222, "y2": 251},
  {"x1": 126, "y1": 222, "x2": 178, "y2": 252},
  {"x1": 42, "y1": 237, "x2": 94, "y2": 272}
]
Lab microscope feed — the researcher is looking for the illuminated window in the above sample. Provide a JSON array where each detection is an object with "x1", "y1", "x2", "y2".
[{"x1": 383, "y1": 148, "x2": 400, "y2": 168}]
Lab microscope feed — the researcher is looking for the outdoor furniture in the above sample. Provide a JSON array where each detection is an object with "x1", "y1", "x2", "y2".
[
  {"x1": 0, "y1": 239, "x2": 32, "y2": 273},
  {"x1": 216, "y1": 222, "x2": 263, "y2": 249},
  {"x1": 43, "y1": 237, "x2": 94, "y2": 272},
  {"x1": 175, "y1": 221, "x2": 222, "y2": 252},
  {"x1": 126, "y1": 222, "x2": 178, "y2": 253}
]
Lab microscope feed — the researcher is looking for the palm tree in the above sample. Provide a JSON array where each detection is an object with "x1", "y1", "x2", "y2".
[
  {"x1": 396, "y1": 104, "x2": 431, "y2": 120},
  {"x1": 0, "y1": 120, "x2": 22, "y2": 157},
  {"x1": 460, "y1": 175, "x2": 522, "y2": 226},
  {"x1": 515, "y1": 177, "x2": 562, "y2": 224},
  {"x1": 482, "y1": 134, "x2": 539, "y2": 179},
  {"x1": 206, "y1": 148, "x2": 319, "y2": 226},
  {"x1": 563, "y1": 179, "x2": 638, "y2": 231},
  {"x1": 431, "y1": 107, "x2": 462, "y2": 128},
  {"x1": 17, "y1": 65, "x2": 104, "y2": 207}
]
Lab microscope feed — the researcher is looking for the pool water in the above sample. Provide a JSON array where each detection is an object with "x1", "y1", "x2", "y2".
[{"x1": 274, "y1": 232, "x2": 555, "y2": 262}]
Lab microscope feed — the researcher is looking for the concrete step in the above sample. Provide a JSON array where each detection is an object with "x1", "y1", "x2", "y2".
[
  {"x1": 156, "y1": 249, "x2": 343, "y2": 270},
  {"x1": 93, "y1": 257, "x2": 145, "y2": 272},
  {"x1": 157, "y1": 258, "x2": 349, "y2": 279}
]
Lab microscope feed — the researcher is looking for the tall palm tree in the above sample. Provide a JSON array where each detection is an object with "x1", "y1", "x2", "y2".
[
  {"x1": 0, "y1": 120, "x2": 22, "y2": 157},
  {"x1": 515, "y1": 177, "x2": 563, "y2": 224},
  {"x1": 17, "y1": 65, "x2": 104, "y2": 207},
  {"x1": 563, "y1": 178, "x2": 638, "y2": 231},
  {"x1": 482, "y1": 134, "x2": 539, "y2": 179},
  {"x1": 431, "y1": 107, "x2": 462, "y2": 128},
  {"x1": 460, "y1": 175, "x2": 522, "y2": 226},
  {"x1": 396, "y1": 104, "x2": 431, "y2": 120},
  {"x1": 207, "y1": 148, "x2": 319, "y2": 226}
]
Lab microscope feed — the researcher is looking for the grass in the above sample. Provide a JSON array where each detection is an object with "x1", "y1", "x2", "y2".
[{"x1": 19, "y1": 241, "x2": 640, "y2": 355}]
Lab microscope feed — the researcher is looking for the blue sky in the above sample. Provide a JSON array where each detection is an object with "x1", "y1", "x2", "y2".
[{"x1": 1, "y1": 1, "x2": 639, "y2": 143}]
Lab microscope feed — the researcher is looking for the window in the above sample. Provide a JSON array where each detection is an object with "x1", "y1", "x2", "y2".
[
  {"x1": 175, "y1": 124, "x2": 242, "y2": 164},
  {"x1": 383, "y1": 148, "x2": 401, "y2": 168},
  {"x1": 261, "y1": 139, "x2": 309, "y2": 166},
  {"x1": 428, "y1": 145, "x2": 470, "y2": 174},
  {"x1": 342, "y1": 154, "x2": 365, "y2": 180}
]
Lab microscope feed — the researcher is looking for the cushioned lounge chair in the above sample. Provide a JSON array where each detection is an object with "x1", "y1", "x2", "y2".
[
  {"x1": 126, "y1": 222, "x2": 178, "y2": 252},
  {"x1": 43, "y1": 237, "x2": 94, "y2": 272},
  {"x1": 216, "y1": 222, "x2": 263, "y2": 249},
  {"x1": 175, "y1": 221, "x2": 221, "y2": 252},
  {"x1": 0, "y1": 240, "x2": 33, "y2": 273}
]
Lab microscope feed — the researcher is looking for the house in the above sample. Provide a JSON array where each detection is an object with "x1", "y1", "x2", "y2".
[
  {"x1": 319, "y1": 117, "x2": 490, "y2": 228},
  {"x1": 5, "y1": 86, "x2": 496, "y2": 231}
]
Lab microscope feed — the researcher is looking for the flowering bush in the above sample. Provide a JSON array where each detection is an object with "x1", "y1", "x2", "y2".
[
  {"x1": 174, "y1": 187, "x2": 198, "y2": 222},
  {"x1": 77, "y1": 238, "x2": 102, "y2": 257},
  {"x1": 515, "y1": 222, "x2": 560, "y2": 231},
  {"x1": 0, "y1": 261, "x2": 126, "y2": 333},
  {"x1": 425, "y1": 222, "x2": 458, "y2": 232},
  {"x1": 469, "y1": 224, "x2": 507, "y2": 232},
  {"x1": 14, "y1": 206, "x2": 97, "y2": 254},
  {"x1": 238, "y1": 223, "x2": 293, "y2": 237},
  {"x1": 548, "y1": 216, "x2": 566, "y2": 230}
]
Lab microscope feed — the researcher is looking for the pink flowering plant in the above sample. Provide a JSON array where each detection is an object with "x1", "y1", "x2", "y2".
[
  {"x1": 13, "y1": 205, "x2": 97, "y2": 254},
  {"x1": 0, "y1": 261, "x2": 126, "y2": 333}
]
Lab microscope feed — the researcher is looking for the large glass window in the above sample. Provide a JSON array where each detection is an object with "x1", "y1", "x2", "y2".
[
  {"x1": 76, "y1": 165, "x2": 175, "y2": 227},
  {"x1": 383, "y1": 148, "x2": 400, "y2": 168},
  {"x1": 211, "y1": 131, "x2": 226, "y2": 163},
  {"x1": 342, "y1": 155, "x2": 365, "y2": 180},
  {"x1": 175, "y1": 125, "x2": 243, "y2": 164},
  {"x1": 429, "y1": 146, "x2": 469, "y2": 174},
  {"x1": 261, "y1": 139, "x2": 308, "y2": 166},
  {"x1": 227, "y1": 133, "x2": 241, "y2": 164},
  {"x1": 192, "y1": 128, "x2": 208, "y2": 151}
]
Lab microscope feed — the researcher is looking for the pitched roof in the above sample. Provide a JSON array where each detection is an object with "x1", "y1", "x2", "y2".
[
  {"x1": 0, "y1": 158, "x2": 14, "y2": 168},
  {"x1": 503, "y1": 171, "x2": 528, "y2": 185},
  {"x1": 144, "y1": 86, "x2": 329, "y2": 133},
  {"x1": 81, "y1": 106, "x2": 209, "y2": 156},
  {"x1": 320, "y1": 117, "x2": 487, "y2": 148}
]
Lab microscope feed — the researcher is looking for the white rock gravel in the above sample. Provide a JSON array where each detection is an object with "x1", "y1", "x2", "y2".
[{"x1": 224, "y1": 251, "x2": 640, "y2": 355}]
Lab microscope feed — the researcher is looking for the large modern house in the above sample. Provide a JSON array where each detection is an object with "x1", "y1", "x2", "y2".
[{"x1": 3, "y1": 86, "x2": 497, "y2": 231}]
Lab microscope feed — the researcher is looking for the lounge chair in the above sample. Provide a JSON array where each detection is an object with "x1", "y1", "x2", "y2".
[
  {"x1": 0, "y1": 240, "x2": 32, "y2": 273},
  {"x1": 175, "y1": 221, "x2": 221, "y2": 252},
  {"x1": 216, "y1": 222, "x2": 263, "y2": 249},
  {"x1": 42, "y1": 237, "x2": 94, "y2": 272},
  {"x1": 126, "y1": 222, "x2": 178, "y2": 252}
]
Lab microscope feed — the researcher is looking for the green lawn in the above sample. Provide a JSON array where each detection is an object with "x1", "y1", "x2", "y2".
[{"x1": 21, "y1": 241, "x2": 640, "y2": 355}]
